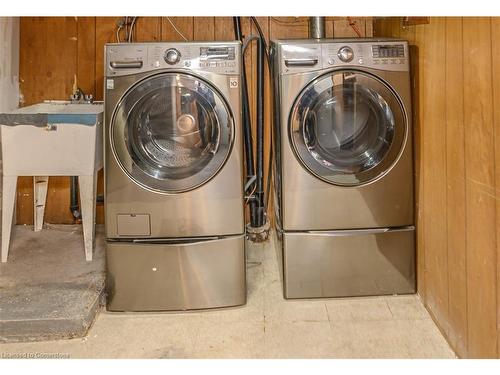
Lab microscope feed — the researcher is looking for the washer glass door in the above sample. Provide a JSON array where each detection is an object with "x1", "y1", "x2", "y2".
[
  {"x1": 289, "y1": 69, "x2": 407, "y2": 186},
  {"x1": 111, "y1": 72, "x2": 233, "y2": 193}
]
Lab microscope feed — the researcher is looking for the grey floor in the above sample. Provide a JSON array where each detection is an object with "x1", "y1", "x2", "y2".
[
  {"x1": 0, "y1": 226, "x2": 456, "y2": 359},
  {"x1": 0, "y1": 225, "x2": 105, "y2": 342}
]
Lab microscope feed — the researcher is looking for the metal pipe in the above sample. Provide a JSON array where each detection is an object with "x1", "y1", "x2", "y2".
[
  {"x1": 309, "y1": 17, "x2": 325, "y2": 39},
  {"x1": 233, "y1": 17, "x2": 258, "y2": 224}
]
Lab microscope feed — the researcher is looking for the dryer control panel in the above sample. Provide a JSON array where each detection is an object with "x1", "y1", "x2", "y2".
[
  {"x1": 276, "y1": 39, "x2": 409, "y2": 75},
  {"x1": 105, "y1": 42, "x2": 240, "y2": 77}
]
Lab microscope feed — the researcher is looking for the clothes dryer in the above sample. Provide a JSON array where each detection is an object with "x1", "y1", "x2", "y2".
[{"x1": 271, "y1": 39, "x2": 415, "y2": 298}]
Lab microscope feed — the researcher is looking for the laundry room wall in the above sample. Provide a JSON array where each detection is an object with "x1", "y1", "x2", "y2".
[
  {"x1": 15, "y1": 16, "x2": 373, "y2": 225},
  {"x1": 0, "y1": 17, "x2": 19, "y2": 112},
  {"x1": 0, "y1": 17, "x2": 20, "y2": 232},
  {"x1": 374, "y1": 16, "x2": 500, "y2": 359}
]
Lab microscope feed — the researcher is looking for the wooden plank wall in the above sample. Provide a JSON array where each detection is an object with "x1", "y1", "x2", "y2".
[
  {"x1": 374, "y1": 16, "x2": 500, "y2": 359},
  {"x1": 16, "y1": 16, "x2": 373, "y2": 225}
]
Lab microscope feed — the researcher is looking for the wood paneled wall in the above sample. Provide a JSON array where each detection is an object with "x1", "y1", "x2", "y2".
[
  {"x1": 374, "y1": 17, "x2": 500, "y2": 359},
  {"x1": 16, "y1": 16, "x2": 373, "y2": 225}
]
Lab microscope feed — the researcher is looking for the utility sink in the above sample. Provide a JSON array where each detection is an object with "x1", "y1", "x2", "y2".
[
  {"x1": 0, "y1": 100, "x2": 104, "y2": 262},
  {"x1": 0, "y1": 100, "x2": 104, "y2": 126},
  {"x1": 0, "y1": 100, "x2": 103, "y2": 175}
]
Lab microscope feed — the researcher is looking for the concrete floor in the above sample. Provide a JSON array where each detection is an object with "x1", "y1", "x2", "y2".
[
  {"x1": 0, "y1": 225, "x2": 105, "y2": 342},
  {"x1": 0, "y1": 227, "x2": 456, "y2": 358}
]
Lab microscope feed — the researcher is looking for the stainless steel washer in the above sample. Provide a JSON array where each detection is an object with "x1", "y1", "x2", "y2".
[
  {"x1": 104, "y1": 42, "x2": 245, "y2": 311},
  {"x1": 271, "y1": 38, "x2": 416, "y2": 299}
]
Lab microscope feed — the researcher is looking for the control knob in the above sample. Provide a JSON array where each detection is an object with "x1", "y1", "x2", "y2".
[
  {"x1": 337, "y1": 46, "x2": 354, "y2": 63},
  {"x1": 164, "y1": 48, "x2": 181, "y2": 65}
]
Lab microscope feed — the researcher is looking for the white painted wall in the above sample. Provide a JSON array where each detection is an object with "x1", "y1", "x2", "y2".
[
  {"x1": 0, "y1": 17, "x2": 20, "y2": 112},
  {"x1": 1, "y1": 17, "x2": 20, "y2": 223}
]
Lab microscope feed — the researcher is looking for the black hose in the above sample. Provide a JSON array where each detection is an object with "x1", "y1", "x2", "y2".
[
  {"x1": 250, "y1": 17, "x2": 269, "y2": 60},
  {"x1": 233, "y1": 17, "x2": 255, "y2": 180},
  {"x1": 250, "y1": 17, "x2": 273, "y2": 218},
  {"x1": 70, "y1": 176, "x2": 81, "y2": 220},
  {"x1": 233, "y1": 17, "x2": 258, "y2": 226},
  {"x1": 255, "y1": 34, "x2": 265, "y2": 227}
]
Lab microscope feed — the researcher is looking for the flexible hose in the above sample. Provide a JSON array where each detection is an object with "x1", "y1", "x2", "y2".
[
  {"x1": 250, "y1": 17, "x2": 273, "y2": 215},
  {"x1": 233, "y1": 17, "x2": 258, "y2": 226}
]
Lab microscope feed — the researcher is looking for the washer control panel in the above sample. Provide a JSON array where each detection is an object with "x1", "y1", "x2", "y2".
[
  {"x1": 105, "y1": 42, "x2": 240, "y2": 76},
  {"x1": 278, "y1": 40, "x2": 409, "y2": 74},
  {"x1": 323, "y1": 42, "x2": 408, "y2": 71},
  {"x1": 371, "y1": 44, "x2": 407, "y2": 66},
  {"x1": 198, "y1": 46, "x2": 237, "y2": 68}
]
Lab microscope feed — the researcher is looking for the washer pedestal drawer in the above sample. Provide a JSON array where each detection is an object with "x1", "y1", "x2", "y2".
[
  {"x1": 106, "y1": 234, "x2": 246, "y2": 311},
  {"x1": 281, "y1": 227, "x2": 415, "y2": 299}
]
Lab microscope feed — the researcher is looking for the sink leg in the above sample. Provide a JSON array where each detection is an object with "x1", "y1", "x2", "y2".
[
  {"x1": 79, "y1": 174, "x2": 97, "y2": 262},
  {"x1": 2, "y1": 176, "x2": 18, "y2": 263},
  {"x1": 33, "y1": 176, "x2": 49, "y2": 232}
]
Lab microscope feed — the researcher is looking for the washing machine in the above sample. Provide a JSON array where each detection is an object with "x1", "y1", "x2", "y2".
[
  {"x1": 104, "y1": 42, "x2": 245, "y2": 311},
  {"x1": 271, "y1": 38, "x2": 416, "y2": 299}
]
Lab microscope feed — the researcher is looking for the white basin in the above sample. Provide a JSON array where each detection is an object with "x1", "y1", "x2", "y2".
[
  {"x1": 10, "y1": 100, "x2": 102, "y2": 114},
  {"x1": 0, "y1": 100, "x2": 103, "y2": 175},
  {"x1": 0, "y1": 100, "x2": 104, "y2": 262}
]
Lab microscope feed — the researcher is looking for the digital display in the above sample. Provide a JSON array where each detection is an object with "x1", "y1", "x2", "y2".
[
  {"x1": 372, "y1": 44, "x2": 405, "y2": 58},
  {"x1": 200, "y1": 47, "x2": 236, "y2": 60}
]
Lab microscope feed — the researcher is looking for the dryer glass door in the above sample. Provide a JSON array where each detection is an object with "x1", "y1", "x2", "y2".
[
  {"x1": 289, "y1": 69, "x2": 407, "y2": 186},
  {"x1": 111, "y1": 72, "x2": 234, "y2": 193}
]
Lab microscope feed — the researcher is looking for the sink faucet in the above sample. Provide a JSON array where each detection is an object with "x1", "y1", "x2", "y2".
[{"x1": 70, "y1": 87, "x2": 94, "y2": 104}]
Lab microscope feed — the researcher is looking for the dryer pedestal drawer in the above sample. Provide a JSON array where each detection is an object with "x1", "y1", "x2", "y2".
[
  {"x1": 106, "y1": 234, "x2": 246, "y2": 311},
  {"x1": 281, "y1": 228, "x2": 415, "y2": 299}
]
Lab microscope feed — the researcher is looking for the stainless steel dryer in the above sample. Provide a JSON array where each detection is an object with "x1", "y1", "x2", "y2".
[
  {"x1": 271, "y1": 38, "x2": 415, "y2": 299},
  {"x1": 104, "y1": 42, "x2": 245, "y2": 311}
]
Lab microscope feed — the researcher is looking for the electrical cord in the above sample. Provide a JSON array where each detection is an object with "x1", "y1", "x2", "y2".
[
  {"x1": 128, "y1": 17, "x2": 138, "y2": 42},
  {"x1": 116, "y1": 17, "x2": 126, "y2": 42},
  {"x1": 250, "y1": 17, "x2": 269, "y2": 59},
  {"x1": 242, "y1": 35, "x2": 260, "y2": 54},
  {"x1": 125, "y1": 16, "x2": 129, "y2": 41},
  {"x1": 116, "y1": 17, "x2": 138, "y2": 43},
  {"x1": 166, "y1": 17, "x2": 189, "y2": 41},
  {"x1": 245, "y1": 183, "x2": 257, "y2": 205},
  {"x1": 116, "y1": 25, "x2": 122, "y2": 42}
]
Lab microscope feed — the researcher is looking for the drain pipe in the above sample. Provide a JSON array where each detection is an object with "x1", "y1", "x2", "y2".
[
  {"x1": 233, "y1": 17, "x2": 258, "y2": 226},
  {"x1": 234, "y1": 17, "x2": 270, "y2": 241},
  {"x1": 309, "y1": 16, "x2": 325, "y2": 39},
  {"x1": 70, "y1": 176, "x2": 81, "y2": 220},
  {"x1": 246, "y1": 17, "x2": 270, "y2": 241},
  {"x1": 70, "y1": 178, "x2": 103, "y2": 221},
  {"x1": 254, "y1": 32, "x2": 265, "y2": 228}
]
